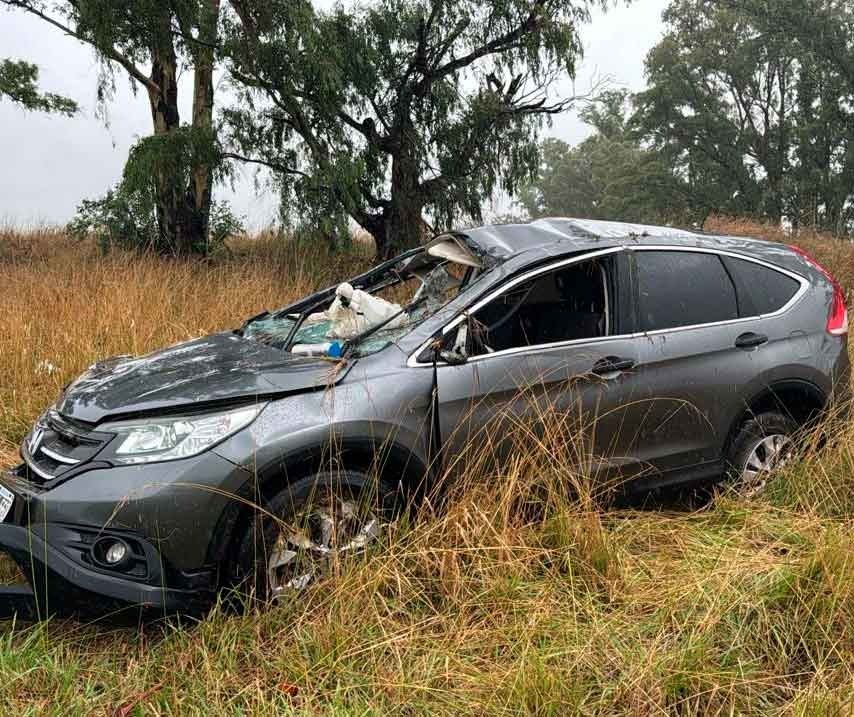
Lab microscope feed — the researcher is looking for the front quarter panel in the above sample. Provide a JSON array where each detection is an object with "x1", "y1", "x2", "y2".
[
  {"x1": 212, "y1": 352, "x2": 434, "y2": 487},
  {"x1": 20, "y1": 354, "x2": 434, "y2": 575}
]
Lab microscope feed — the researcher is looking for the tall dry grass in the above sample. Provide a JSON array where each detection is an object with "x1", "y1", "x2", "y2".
[
  {"x1": 707, "y1": 215, "x2": 854, "y2": 291},
  {"x1": 0, "y1": 220, "x2": 852, "y2": 714},
  {"x1": 0, "y1": 228, "x2": 372, "y2": 461}
]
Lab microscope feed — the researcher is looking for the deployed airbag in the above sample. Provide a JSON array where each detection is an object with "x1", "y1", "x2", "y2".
[{"x1": 305, "y1": 282, "x2": 407, "y2": 340}]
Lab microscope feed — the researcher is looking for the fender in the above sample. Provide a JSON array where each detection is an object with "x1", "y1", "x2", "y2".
[
  {"x1": 205, "y1": 432, "x2": 431, "y2": 567},
  {"x1": 722, "y1": 377, "x2": 827, "y2": 454}
]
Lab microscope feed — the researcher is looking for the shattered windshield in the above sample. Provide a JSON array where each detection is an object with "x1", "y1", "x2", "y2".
[{"x1": 242, "y1": 239, "x2": 479, "y2": 358}]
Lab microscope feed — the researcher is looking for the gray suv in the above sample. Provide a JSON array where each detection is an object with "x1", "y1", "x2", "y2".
[{"x1": 0, "y1": 218, "x2": 849, "y2": 619}]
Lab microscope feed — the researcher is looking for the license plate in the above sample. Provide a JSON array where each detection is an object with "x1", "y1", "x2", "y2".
[{"x1": 0, "y1": 484, "x2": 14, "y2": 523}]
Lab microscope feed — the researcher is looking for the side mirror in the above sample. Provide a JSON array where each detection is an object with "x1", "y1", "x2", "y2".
[
  {"x1": 437, "y1": 321, "x2": 469, "y2": 365},
  {"x1": 438, "y1": 348, "x2": 468, "y2": 365}
]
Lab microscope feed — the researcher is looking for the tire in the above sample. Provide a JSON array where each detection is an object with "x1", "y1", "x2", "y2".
[
  {"x1": 725, "y1": 411, "x2": 798, "y2": 497},
  {"x1": 228, "y1": 470, "x2": 401, "y2": 602}
]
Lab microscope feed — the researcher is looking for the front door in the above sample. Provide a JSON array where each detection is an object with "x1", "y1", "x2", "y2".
[{"x1": 436, "y1": 251, "x2": 649, "y2": 482}]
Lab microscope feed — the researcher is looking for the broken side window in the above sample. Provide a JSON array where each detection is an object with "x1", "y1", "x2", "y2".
[{"x1": 466, "y1": 259, "x2": 611, "y2": 356}]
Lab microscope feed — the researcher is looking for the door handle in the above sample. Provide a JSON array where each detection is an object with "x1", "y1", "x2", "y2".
[
  {"x1": 592, "y1": 356, "x2": 635, "y2": 375},
  {"x1": 735, "y1": 332, "x2": 768, "y2": 349}
]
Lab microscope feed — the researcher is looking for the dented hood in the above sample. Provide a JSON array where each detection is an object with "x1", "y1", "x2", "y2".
[{"x1": 57, "y1": 332, "x2": 349, "y2": 424}]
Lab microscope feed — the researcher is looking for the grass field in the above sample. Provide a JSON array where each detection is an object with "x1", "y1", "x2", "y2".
[{"x1": 0, "y1": 218, "x2": 852, "y2": 715}]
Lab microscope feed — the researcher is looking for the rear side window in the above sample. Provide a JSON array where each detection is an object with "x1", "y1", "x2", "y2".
[
  {"x1": 722, "y1": 257, "x2": 800, "y2": 316},
  {"x1": 636, "y1": 251, "x2": 738, "y2": 331}
]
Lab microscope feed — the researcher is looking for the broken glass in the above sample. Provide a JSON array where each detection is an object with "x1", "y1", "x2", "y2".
[{"x1": 242, "y1": 254, "x2": 471, "y2": 358}]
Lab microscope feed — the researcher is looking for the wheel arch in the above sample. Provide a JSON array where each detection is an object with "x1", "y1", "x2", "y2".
[
  {"x1": 205, "y1": 436, "x2": 431, "y2": 570},
  {"x1": 723, "y1": 378, "x2": 827, "y2": 455}
]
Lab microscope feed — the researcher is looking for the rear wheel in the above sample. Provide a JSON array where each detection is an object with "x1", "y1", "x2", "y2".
[
  {"x1": 726, "y1": 412, "x2": 797, "y2": 497},
  {"x1": 230, "y1": 471, "x2": 400, "y2": 601}
]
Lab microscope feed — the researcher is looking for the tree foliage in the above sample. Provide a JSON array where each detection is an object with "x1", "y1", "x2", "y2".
[
  {"x1": 525, "y1": 0, "x2": 854, "y2": 236},
  {"x1": 633, "y1": 0, "x2": 854, "y2": 234},
  {"x1": 222, "y1": 0, "x2": 603, "y2": 257},
  {"x1": 519, "y1": 90, "x2": 691, "y2": 223},
  {"x1": 730, "y1": 0, "x2": 854, "y2": 233},
  {"x1": 0, "y1": 58, "x2": 77, "y2": 114},
  {"x1": 68, "y1": 127, "x2": 242, "y2": 253},
  {"x1": 4, "y1": 0, "x2": 231, "y2": 255},
  {"x1": 10, "y1": 0, "x2": 854, "y2": 251}
]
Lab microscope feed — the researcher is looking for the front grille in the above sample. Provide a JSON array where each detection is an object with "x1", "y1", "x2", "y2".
[{"x1": 22, "y1": 410, "x2": 113, "y2": 484}]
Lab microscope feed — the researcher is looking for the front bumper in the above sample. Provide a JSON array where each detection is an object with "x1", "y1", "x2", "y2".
[
  {"x1": 0, "y1": 455, "x2": 232, "y2": 621},
  {"x1": 0, "y1": 522, "x2": 214, "y2": 621}
]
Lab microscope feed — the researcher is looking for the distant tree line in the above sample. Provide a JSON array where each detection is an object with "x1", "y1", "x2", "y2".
[
  {"x1": 3, "y1": 0, "x2": 854, "y2": 254},
  {"x1": 522, "y1": 0, "x2": 854, "y2": 236}
]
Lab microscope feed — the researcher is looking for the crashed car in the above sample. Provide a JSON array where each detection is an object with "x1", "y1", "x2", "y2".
[{"x1": 0, "y1": 218, "x2": 849, "y2": 619}]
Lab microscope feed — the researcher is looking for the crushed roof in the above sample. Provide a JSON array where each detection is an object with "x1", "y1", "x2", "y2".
[
  {"x1": 464, "y1": 217, "x2": 709, "y2": 259},
  {"x1": 535, "y1": 218, "x2": 706, "y2": 240}
]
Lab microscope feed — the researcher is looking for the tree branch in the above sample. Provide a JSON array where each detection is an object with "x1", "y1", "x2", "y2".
[
  {"x1": 368, "y1": 94, "x2": 391, "y2": 133},
  {"x1": 227, "y1": 0, "x2": 257, "y2": 37},
  {"x1": 2, "y1": 0, "x2": 159, "y2": 94},
  {"x1": 337, "y1": 110, "x2": 395, "y2": 152},
  {"x1": 222, "y1": 151, "x2": 315, "y2": 179},
  {"x1": 409, "y1": 0, "x2": 446, "y2": 79},
  {"x1": 358, "y1": 179, "x2": 391, "y2": 210},
  {"x1": 420, "y1": 0, "x2": 548, "y2": 89}
]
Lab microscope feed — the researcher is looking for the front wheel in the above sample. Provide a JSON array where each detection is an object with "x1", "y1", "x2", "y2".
[
  {"x1": 229, "y1": 471, "x2": 401, "y2": 601},
  {"x1": 725, "y1": 412, "x2": 797, "y2": 498}
]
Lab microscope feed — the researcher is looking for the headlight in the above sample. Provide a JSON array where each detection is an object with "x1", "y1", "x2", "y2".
[{"x1": 102, "y1": 403, "x2": 265, "y2": 464}]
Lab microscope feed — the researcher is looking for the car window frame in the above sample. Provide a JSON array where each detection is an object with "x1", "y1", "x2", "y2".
[
  {"x1": 463, "y1": 259, "x2": 614, "y2": 359},
  {"x1": 408, "y1": 244, "x2": 810, "y2": 367},
  {"x1": 632, "y1": 248, "x2": 740, "y2": 332},
  {"x1": 408, "y1": 246, "x2": 630, "y2": 366},
  {"x1": 627, "y1": 245, "x2": 809, "y2": 336},
  {"x1": 721, "y1": 254, "x2": 804, "y2": 318}
]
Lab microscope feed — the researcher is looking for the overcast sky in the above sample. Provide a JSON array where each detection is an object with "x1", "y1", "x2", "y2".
[{"x1": 0, "y1": 0, "x2": 668, "y2": 229}]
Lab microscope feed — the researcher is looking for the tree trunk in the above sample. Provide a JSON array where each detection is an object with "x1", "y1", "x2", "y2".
[
  {"x1": 187, "y1": 0, "x2": 221, "y2": 253},
  {"x1": 147, "y1": 25, "x2": 195, "y2": 255},
  {"x1": 381, "y1": 139, "x2": 424, "y2": 259},
  {"x1": 145, "y1": 3, "x2": 221, "y2": 257},
  {"x1": 358, "y1": 212, "x2": 389, "y2": 258}
]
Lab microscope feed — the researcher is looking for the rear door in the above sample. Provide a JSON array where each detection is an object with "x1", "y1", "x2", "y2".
[
  {"x1": 629, "y1": 248, "x2": 804, "y2": 475},
  {"x1": 435, "y1": 250, "x2": 651, "y2": 479}
]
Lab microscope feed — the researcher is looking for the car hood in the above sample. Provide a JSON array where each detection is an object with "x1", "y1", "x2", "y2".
[{"x1": 56, "y1": 332, "x2": 351, "y2": 424}]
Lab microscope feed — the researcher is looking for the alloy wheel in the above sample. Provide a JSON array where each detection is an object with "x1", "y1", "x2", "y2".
[
  {"x1": 265, "y1": 489, "x2": 382, "y2": 597},
  {"x1": 739, "y1": 433, "x2": 791, "y2": 497}
]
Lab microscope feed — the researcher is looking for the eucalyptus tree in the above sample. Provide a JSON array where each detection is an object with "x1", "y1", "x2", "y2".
[
  {"x1": 731, "y1": 0, "x2": 854, "y2": 233},
  {"x1": 632, "y1": 0, "x2": 802, "y2": 224},
  {"x1": 730, "y1": 0, "x2": 854, "y2": 89},
  {"x1": 223, "y1": 0, "x2": 604, "y2": 257},
  {"x1": 0, "y1": 58, "x2": 77, "y2": 114},
  {"x1": 3, "y1": 0, "x2": 228, "y2": 254},
  {"x1": 634, "y1": 0, "x2": 854, "y2": 234},
  {"x1": 520, "y1": 90, "x2": 691, "y2": 224}
]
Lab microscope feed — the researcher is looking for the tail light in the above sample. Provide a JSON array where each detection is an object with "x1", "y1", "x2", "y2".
[{"x1": 789, "y1": 244, "x2": 848, "y2": 336}]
